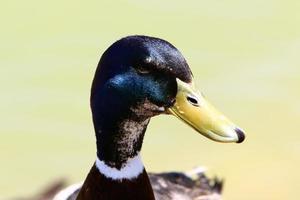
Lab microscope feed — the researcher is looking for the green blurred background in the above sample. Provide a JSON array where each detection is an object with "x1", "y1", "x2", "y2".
[{"x1": 1, "y1": 0, "x2": 299, "y2": 199}]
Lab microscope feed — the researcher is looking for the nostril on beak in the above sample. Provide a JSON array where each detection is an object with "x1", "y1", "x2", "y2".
[
  {"x1": 186, "y1": 95, "x2": 199, "y2": 107},
  {"x1": 235, "y1": 128, "x2": 245, "y2": 143}
]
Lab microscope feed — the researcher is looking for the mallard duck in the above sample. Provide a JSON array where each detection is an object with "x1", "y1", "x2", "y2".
[{"x1": 54, "y1": 35, "x2": 245, "y2": 200}]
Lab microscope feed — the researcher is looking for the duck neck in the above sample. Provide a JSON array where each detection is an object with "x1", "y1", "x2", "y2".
[
  {"x1": 77, "y1": 113, "x2": 155, "y2": 200},
  {"x1": 94, "y1": 115, "x2": 150, "y2": 169}
]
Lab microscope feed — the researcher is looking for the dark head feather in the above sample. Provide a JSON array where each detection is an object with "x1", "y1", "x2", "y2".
[{"x1": 91, "y1": 35, "x2": 192, "y2": 100}]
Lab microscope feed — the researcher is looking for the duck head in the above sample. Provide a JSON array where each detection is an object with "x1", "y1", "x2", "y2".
[{"x1": 91, "y1": 36, "x2": 245, "y2": 169}]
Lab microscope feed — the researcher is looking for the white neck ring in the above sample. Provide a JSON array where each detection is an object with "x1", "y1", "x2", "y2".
[{"x1": 95, "y1": 153, "x2": 144, "y2": 180}]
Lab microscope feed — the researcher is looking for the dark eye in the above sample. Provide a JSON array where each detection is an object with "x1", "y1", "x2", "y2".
[
  {"x1": 136, "y1": 66, "x2": 151, "y2": 74},
  {"x1": 187, "y1": 95, "x2": 199, "y2": 106}
]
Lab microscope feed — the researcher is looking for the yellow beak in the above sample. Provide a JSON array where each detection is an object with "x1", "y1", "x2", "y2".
[{"x1": 168, "y1": 78, "x2": 245, "y2": 143}]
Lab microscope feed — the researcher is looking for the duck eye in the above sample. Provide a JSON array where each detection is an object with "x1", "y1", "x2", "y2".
[
  {"x1": 136, "y1": 66, "x2": 151, "y2": 74},
  {"x1": 187, "y1": 95, "x2": 199, "y2": 106}
]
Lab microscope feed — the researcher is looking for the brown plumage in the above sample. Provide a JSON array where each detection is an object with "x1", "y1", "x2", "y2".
[
  {"x1": 53, "y1": 170, "x2": 222, "y2": 200},
  {"x1": 149, "y1": 172, "x2": 222, "y2": 200},
  {"x1": 76, "y1": 165, "x2": 155, "y2": 200}
]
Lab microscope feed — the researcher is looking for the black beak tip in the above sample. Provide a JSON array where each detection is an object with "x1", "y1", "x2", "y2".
[{"x1": 235, "y1": 128, "x2": 245, "y2": 143}]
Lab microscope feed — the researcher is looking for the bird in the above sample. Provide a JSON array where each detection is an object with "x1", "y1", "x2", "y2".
[{"x1": 53, "y1": 35, "x2": 245, "y2": 200}]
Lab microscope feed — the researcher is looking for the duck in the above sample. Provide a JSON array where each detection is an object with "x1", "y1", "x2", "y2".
[{"x1": 54, "y1": 35, "x2": 245, "y2": 200}]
